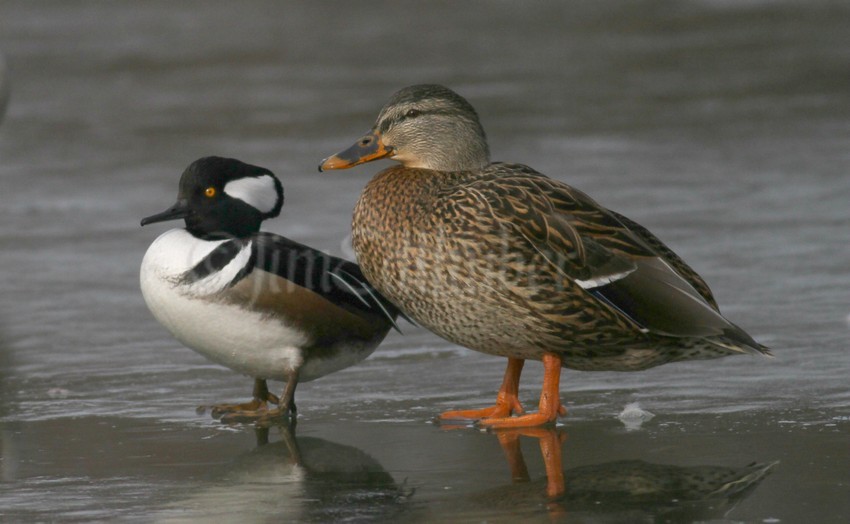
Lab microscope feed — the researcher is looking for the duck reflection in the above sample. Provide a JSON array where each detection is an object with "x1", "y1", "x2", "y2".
[
  {"x1": 0, "y1": 52, "x2": 9, "y2": 124},
  {"x1": 476, "y1": 427, "x2": 775, "y2": 522},
  {"x1": 158, "y1": 423, "x2": 412, "y2": 523},
  {"x1": 0, "y1": 325, "x2": 16, "y2": 483}
]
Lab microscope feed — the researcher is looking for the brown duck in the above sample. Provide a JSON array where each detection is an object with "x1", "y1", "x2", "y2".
[{"x1": 320, "y1": 84, "x2": 770, "y2": 428}]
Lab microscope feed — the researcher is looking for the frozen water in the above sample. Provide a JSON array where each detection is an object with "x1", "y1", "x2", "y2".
[
  {"x1": 1, "y1": 1, "x2": 849, "y2": 522},
  {"x1": 618, "y1": 402, "x2": 655, "y2": 431}
]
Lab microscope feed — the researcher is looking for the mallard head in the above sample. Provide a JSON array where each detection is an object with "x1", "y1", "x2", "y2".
[{"x1": 320, "y1": 84, "x2": 490, "y2": 172}]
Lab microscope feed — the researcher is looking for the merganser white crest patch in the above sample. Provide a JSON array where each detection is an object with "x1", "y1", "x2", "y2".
[{"x1": 224, "y1": 175, "x2": 279, "y2": 214}]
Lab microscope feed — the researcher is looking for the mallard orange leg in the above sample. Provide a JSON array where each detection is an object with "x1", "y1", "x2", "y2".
[
  {"x1": 494, "y1": 427, "x2": 567, "y2": 499},
  {"x1": 536, "y1": 428, "x2": 566, "y2": 499},
  {"x1": 480, "y1": 353, "x2": 566, "y2": 428},
  {"x1": 440, "y1": 358, "x2": 526, "y2": 421},
  {"x1": 494, "y1": 429, "x2": 530, "y2": 482},
  {"x1": 207, "y1": 378, "x2": 280, "y2": 418}
]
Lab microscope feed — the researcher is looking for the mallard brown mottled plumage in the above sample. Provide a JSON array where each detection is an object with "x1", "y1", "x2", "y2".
[{"x1": 320, "y1": 84, "x2": 769, "y2": 428}]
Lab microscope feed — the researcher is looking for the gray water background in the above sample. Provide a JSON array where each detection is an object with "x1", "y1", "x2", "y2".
[{"x1": 0, "y1": 1, "x2": 848, "y2": 522}]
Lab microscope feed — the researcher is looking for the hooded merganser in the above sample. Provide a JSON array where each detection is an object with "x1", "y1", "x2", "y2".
[{"x1": 141, "y1": 156, "x2": 399, "y2": 422}]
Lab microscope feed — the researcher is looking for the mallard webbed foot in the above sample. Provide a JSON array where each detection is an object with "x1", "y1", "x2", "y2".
[
  {"x1": 479, "y1": 405, "x2": 567, "y2": 429},
  {"x1": 480, "y1": 353, "x2": 566, "y2": 429},
  {"x1": 439, "y1": 357, "x2": 526, "y2": 423},
  {"x1": 439, "y1": 391, "x2": 525, "y2": 421}
]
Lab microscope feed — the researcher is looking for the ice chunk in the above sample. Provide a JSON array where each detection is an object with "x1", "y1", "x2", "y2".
[
  {"x1": 618, "y1": 402, "x2": 654, "y2": 430},
  {"x1": 46, "y1": 388, "x2": 71, "y2": 399}
]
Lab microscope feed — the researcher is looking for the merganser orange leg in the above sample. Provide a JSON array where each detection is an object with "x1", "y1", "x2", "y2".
[
  {"x1": 207, "y1": 378, "x2": 280, "y2": 418},
  {"x1": 481, "y1": 353, "x2": 566, "y2": 428},
  {"x1": 440, "y1": 358, "x2": 526, "y2": 421},
  {"x1": 220, "y1": 372, "x2": 299, "y2": 425}
]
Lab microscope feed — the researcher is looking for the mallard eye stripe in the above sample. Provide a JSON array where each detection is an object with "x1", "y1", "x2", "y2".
[{"x1": 379, "y1": 108, "x2": 468, "y2": 133}]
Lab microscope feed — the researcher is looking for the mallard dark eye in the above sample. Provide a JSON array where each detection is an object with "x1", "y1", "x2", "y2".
[{"x1": 405, "y1": 109, "x2": 421, "y2": 118}]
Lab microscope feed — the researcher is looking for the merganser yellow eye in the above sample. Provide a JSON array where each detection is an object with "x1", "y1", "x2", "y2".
[{"x1": 204, "y1": 187, "x2": 216, "y2": 197}]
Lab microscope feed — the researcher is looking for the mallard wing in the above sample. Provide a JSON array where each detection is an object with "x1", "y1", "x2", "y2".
[
  {"x1": 443, "y1": 163, "x2": 765, "y2": 354},
  {"x1": 608, "y1": 210, "x2": 718, "y2": 310}
]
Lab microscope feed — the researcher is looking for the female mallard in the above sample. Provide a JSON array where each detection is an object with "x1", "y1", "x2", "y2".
[{"x1": 320, "y1": 84, "x2": 769, "y2": 428}]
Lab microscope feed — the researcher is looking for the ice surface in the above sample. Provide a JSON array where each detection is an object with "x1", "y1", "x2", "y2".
[{"x1": 618, "y1": 402, "x2": 655, "y2": 431}]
